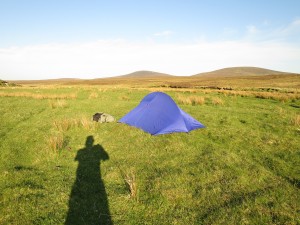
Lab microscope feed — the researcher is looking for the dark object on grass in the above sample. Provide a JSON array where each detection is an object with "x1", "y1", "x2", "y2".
[{"x1": 93, "y1": 112, "x2": 115, "y2": 123}]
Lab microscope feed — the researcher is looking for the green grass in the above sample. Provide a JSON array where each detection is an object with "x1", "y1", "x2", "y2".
[{"x1": 0, "y1": 86, "x2": 299, "y2": 224}]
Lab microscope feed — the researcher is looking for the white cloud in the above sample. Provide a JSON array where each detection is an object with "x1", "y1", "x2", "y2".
[
  {"x1": 1, "y1": 20, "x2": 300, "y2": 80},
  {"x1": 262, "y1": 20, "x2": 270, "y2": 26},
  {"x1": 289, "y1": 19, "x2": 300, "y2": 28},
  {"x1": 278, "y1": 18, "x2": 300, "y2": 36},
  {"x1": 222, "y1": 27, "x2": 238, "y2": 36},
  {"x1": 154, "y1": 30, "x2": 174, "y2": 37},
  {"x1": 246, "y1": 25, "x2": 259, "y2": 35},
  {"x1": 1, "y1": 38, "x2": 299, "y2": 80},
  {"x1": 244, "y1": 19, "x2": 300, "y2": 42}
]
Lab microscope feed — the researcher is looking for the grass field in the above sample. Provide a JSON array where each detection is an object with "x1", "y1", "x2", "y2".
[{"x1": 0, "y1": 81, "x2": 300, "y2": 224}]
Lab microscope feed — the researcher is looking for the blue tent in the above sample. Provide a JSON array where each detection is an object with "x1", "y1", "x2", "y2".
[{"x1": 118, "y1": 92, "x2": 205, "y2": 135}]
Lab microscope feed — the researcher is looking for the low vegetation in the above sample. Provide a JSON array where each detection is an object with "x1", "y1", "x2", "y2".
[
  {"x1": 0, "y1": 79, "x2": 299, "y2": 224},
  {"x1": 211, "y1": 97, "x2": 224, "y2": 105},
  {"x1": 217, "y1": 89, "x2": 300, "y2": 102},
  {"x1": 49, "y1": 99, "x2": 69, "y2": 108},
  {"x1": 177, "y1": 95, "x2": 205, "y2": 105},
  {"x1": 48, "y1": 134, "x2": 67, "y2": 153},
  {"x1": 0, "y1": 91, "x2": 77, "y2": 99},
  {"x1": 292, "y1": 114, "x2": 300, "y2": 126}
]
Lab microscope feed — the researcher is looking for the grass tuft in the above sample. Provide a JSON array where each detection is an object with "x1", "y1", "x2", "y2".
[
  {"x1": 177, "y1": 95, "x2": 205, "y2": 105},
  {"x1": 49, "y1": 100, "x2": 68, "y2": 109},
  {"x1": 119, "y1": 168, "x2": 137, "y2": 199},
  {"x1": 48, "y1": 135, "x2": 65, "y2": 152},
  {"x1": 120, "y1": 95, "x2": 130, "y2": 101},
  {"x1": 89, "y1": 92, "x2": 98, "y2": 99},
  {"x1": 80, "y1": 117, "x2": 95, "y2": 130},
  {"x1": 52, "y1": 117, "x2": 97, "y2": 131},
  {"x1": 53, "y1": 119, "x2": 73, "y2": 131},
  {"x1": 292, "y1": 114, "x2": 300, "y2": 126},
  {"x1": 212, "y1": 97, "x2": 224, "y2": 105}
]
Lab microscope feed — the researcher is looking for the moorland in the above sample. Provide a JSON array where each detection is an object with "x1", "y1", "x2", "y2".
[{"x1": 0, "y1": 67, "x2": 300, "y2": 224}]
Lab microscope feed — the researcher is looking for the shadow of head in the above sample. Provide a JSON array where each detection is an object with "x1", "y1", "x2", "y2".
[
  {"x1": 85, "y1": 135, "x2": 94, "y2": 148},
  {"x1": 82, "y1": 135, "x2": 109, "y2": 161}
]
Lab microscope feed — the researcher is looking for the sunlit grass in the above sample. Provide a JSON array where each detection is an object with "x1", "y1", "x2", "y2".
[
  {"x1": 292, "y1": 114, "x2": 300, "y2": 126},
  {"x1": 48, "y1": 134, "x2": 65, "y2": 152},
  {"x1": 211, "y1": 97, "x2": 224, "y2": 105},
  {"x1": 177, "y1": 95, "x2": 205, "y2": 105},
  {"x1": 218, "y1": 90, "x2": 300, "y2": 102},
  {"x1": 49, "y1": 99, "x2": 69, "y2": 108},
  {"x1": 0, "y1": 85, "x2": 299, "y2": 224},
  {"x1": 88, "y1": 92, "x2": 98, "y2": 99},
  {"x1": 0, "y1": 91, "x2": 77, "y2": 99}
]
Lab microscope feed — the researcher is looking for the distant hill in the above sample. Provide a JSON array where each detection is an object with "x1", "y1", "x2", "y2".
[
  {"x1": 11, "y1": 78, "x2": 83, "y2": 85},
  {"x1": 193, "y1": 67, "x2": 289, "y2": 78},
  {"x1": 0, "y1": 79, "x2": 19, "y2": 87},
  {"x1": 7, "y1": 67, "x2": 299, "y2": 86},
  {"x1": 117, "y1": 70, "x2": 174, "y2": 78}
]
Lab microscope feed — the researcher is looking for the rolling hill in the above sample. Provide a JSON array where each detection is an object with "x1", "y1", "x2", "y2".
[
  {"x1": 117, "y1": 70, "x2": 174, "y2": 78},
  {"x1": 8, "y1": 67, "x2": 299, "y2": 87},
  {"x1": 193, "y1": 67, "x2": 289, "y2": 78}
]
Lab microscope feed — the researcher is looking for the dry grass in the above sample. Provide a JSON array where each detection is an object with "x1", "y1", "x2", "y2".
[
  {"x1": 125, "y1": 171, "x2": 137, "y2": 198},
  {"x1": 98, "y1": 88, "x2": 107, "y2": 93},
  {"x1": 53, "y1": 119, "x2": 73, "y2": 132},
  {"x1": 120, "y1": 95, "x2": 130, "y2": 101},
  {"x1": 254, "y1": 92, "x2": 290, "y2": 102},
  {"x1": 48, "y1": 135, "x2": 65, "y2": 152},
  {"x1": 89, "y1": 92, "x2": 98, "y2": 99},
  {"x1": 0, "y1": 91, "x2": 77, "y2": 99},
  {"x1": 277, "y1": 107, "x2": 288, "y2": 119},
  {"x1": 52, "y1": 117, "x2": 96, "y2": 131},
  {"x1": 49, "y1": 100, "x2": 68, "y2": 109},
  {"x1": 80, "y1": 117, "x2": 94, "y2": 130},
  {"x1": 177, "y1": 95, "x2": 205, "y2": 106},
  {"x1": 218, "y1": 90, "x2": 300, "y2": 102},
  {"x1": 212, "y1": 97, "x2": 224, "y2": 105},
  {"x1": 142, "y1": 86, "x2": 300, "y2": 103},
  {"x1": 119, "y1": 168, "x2": 137, "y2": 199},
  {"x1": 292, "y1": 114, "x2": 300, "y2": 126}
]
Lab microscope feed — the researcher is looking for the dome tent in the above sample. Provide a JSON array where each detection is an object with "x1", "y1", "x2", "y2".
[{"x1": 118, "y1": 92, "x2": 205, "y2": 135}]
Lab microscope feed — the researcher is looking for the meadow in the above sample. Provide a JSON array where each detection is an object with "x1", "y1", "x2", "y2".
[{"x1": 0, "y1": 79, "x2": 299, "y2": 224}]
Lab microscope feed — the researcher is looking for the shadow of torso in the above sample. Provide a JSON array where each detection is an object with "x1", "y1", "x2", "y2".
[{"x1": 65, "y1": 138, "x2": 112, "y2": 225}]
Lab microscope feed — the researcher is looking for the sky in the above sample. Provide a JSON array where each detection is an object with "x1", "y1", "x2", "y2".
[{"x1": 0, "y1": 0, "x2": 300, "y2": 80}]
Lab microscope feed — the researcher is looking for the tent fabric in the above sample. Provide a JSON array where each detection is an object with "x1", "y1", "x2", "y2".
[{"x1": 118, "y1": 92, "x2": 205, "y2": 135}]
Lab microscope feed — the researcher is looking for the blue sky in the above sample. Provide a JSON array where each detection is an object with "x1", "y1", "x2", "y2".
[{"x1": 1, "y1": 0, "x2": 300, "y2": 80}]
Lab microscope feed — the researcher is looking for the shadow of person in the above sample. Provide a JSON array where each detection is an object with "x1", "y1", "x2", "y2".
[{"x1": 65, "y1": 136, "x2": 112, "y2": 225}]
